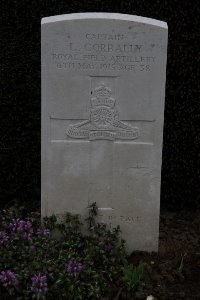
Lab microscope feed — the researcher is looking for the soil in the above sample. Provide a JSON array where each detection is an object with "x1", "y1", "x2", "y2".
[
  {"x1": 109, "y1": 210, "x2": 200, "y2": 300},
  {"x1": 2, "y1": 207, "x2": 199, "y2": 299}
]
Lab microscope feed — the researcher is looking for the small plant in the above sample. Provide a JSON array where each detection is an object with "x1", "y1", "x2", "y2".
[
  {"x1": 122, "y1": 259, "x2": 144, "y2": 292},
  {"x1": 178, "y1": 254, "x2": 185, "y2": 273},
  {"x1": 85, "y1": 202, "x2": 98, "y2": 229}
]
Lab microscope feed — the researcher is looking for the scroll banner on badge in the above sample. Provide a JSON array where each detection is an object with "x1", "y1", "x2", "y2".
[{"x1": 66, "y1": 125, "x2": 139, "y2": 141}]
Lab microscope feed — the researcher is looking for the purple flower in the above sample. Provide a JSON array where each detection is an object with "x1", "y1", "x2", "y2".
[
  {"x1": 8, "y1": 219, "x2": 33, "y2": 240},
  {"x1": 31, "y1": 274, "x2": 48, "y2": 294},
  {"x1": 66, "y1": 261, "x2": 82, "y2": 276},
  {"x1": 36, "y1": 228, "x2": 50, "y2": 237},
  {"x1": 43, "y1": 229, "x2": 50, "y2": 237},
  {"x1": 0, "y1": 270, "x2": 19, "y2": 288},
  {"x1": 104, "y1": 243, "x2": 113, "y2": 252},
  {"x1": 31, "y1": 245, "x2": 36, "y2": 252},
  {"x1": 0, "y1": 231, "x2": 9, "y2": 246}
]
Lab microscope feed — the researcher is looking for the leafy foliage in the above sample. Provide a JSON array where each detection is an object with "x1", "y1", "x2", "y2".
[
  {"x1": 0, "y1": 203, "x2": 143, "y2": 299},
  {"x1": 122, "y1": 259, "x2": 144, "y2": 292}
]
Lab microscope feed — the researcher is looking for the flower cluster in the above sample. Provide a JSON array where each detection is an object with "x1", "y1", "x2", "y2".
[
  {"x1": 0, "y1": 203, "x2": 127, "y2": 299},
  {"x1": 31, "y1": 274, "x2": 48, "y2": 295},
  {"x1": 8, "y1": 219, "x2": 33, "y2": 240},
  {"x1": 0, "y1": 231, "x2": 9, "y2": 246},
  {"x1": 36, "y1": 228, "x2": 50, "y2": 237},
  {"x1": 66, "y1": 261, "x2": 82, "y2": 276},
  {"x1": 0, "y1": 270, "x2": 19, "y2": 288}
]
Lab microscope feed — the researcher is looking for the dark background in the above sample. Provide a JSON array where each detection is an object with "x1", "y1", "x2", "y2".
[{"x1": 1, "y1": 0, "x2": 199, "y2": 211}]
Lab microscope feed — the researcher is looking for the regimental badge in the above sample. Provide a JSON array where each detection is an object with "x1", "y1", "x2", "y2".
[{"x1": 66, "y1": 83, "x2": 139, "y2": 141}]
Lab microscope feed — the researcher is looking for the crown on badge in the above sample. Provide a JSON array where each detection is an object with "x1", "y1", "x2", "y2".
[
  {"x1": 95, "y1": 84, "x2": 112, "y2": 99},
  {"x1": 91, "y1": 84, "x2": 115, "y2": 108}
]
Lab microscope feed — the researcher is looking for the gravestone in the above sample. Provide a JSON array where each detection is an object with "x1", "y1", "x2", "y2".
[{"x1": 41, "y1": 13, "x2": 168, "y2": 252}]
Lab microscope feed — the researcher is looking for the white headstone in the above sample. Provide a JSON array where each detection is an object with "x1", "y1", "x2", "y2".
[{"x1": 41, "y1": 13, "x2": 168, "y2": 253}]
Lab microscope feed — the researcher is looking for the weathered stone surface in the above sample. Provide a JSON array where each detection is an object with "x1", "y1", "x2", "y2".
[{"x1": 41, "y1": 13, "x2": 168, "y2": 253}]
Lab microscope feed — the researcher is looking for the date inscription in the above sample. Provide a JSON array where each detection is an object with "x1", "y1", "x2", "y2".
[{"x1": 108, "y1": 215, "x2": 141, "y2": 223}]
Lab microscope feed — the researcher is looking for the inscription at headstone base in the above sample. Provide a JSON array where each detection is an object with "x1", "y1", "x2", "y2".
[{"x1": 41, "y1": 13, "x2": 168, "y2": 253}]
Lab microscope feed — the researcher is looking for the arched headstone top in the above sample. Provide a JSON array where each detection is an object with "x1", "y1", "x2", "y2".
[{"x1": 42, "y1": 12, "x2": 167, "y2": 29}]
